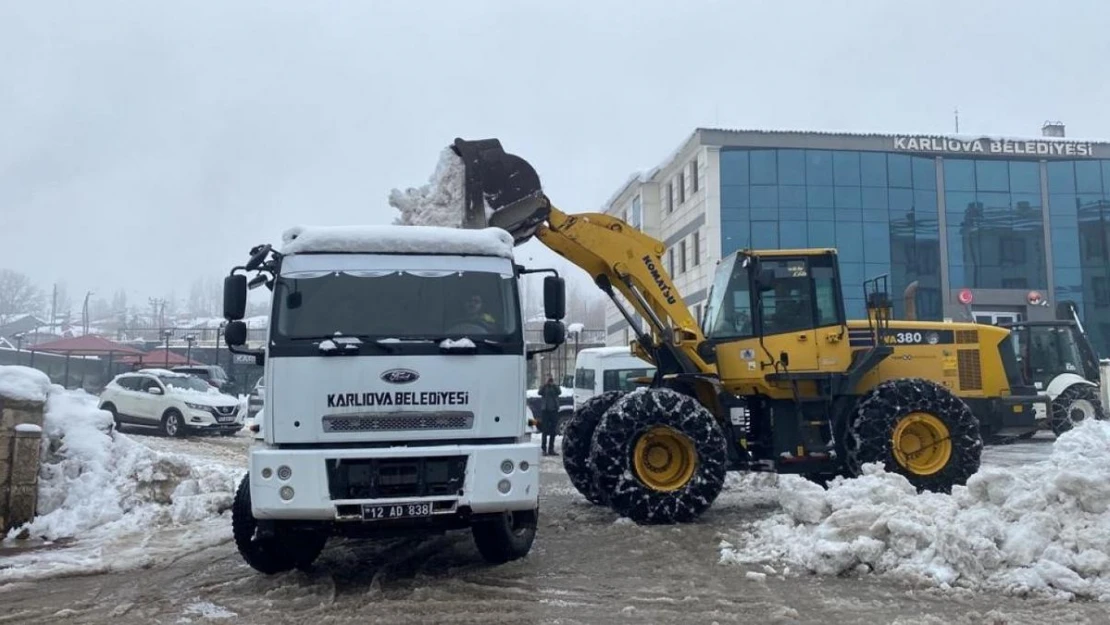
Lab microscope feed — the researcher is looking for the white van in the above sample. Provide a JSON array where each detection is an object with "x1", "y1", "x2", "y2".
[{"x1": 572, "y1": 346, "x2": 656, "y2": 410}]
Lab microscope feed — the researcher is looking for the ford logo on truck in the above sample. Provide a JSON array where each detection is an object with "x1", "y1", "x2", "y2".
[{"x1": 381, "y1": 368, "x2": 419, "y2": 384}]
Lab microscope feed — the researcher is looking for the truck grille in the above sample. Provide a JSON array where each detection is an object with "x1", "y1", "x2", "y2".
[
  {"x1": 958, "y1": 349, "x2": 983, "y2": 391},
  {"x1": 322, "y1": 411, "x2": 474, "y2": 433},
  {"x1": 326, "y1": 456, "x2": 467, "y2": 500}
]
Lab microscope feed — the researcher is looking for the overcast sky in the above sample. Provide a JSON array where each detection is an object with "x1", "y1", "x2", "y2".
[{"x1": 2, "y1": 0, "x2": 1109, "y2": 311}]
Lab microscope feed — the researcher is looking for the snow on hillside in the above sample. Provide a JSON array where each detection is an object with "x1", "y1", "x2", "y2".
[{"x1": 719, "y1": 419, "x2": 1110, "y2": 602}]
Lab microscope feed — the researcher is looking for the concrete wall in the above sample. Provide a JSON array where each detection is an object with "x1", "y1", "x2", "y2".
[{"x1": 0, "y1": 393, "x2": 44, "y2": 535}]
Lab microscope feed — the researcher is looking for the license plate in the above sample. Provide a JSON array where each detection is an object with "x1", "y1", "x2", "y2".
[
  {"x1": 216, "y1": 416, "x2": 236, "y2": 423},
  {"x1": 361, "y1": 502, "x2": 433, "y2": 521}
]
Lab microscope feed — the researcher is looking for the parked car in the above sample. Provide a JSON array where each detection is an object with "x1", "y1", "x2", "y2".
[
  {"x1": 99, "y1": 368, "x2": 245, "y2": 437},
  {"x1": 171, "y1": 365, "x2": 236, "y2": 394}
]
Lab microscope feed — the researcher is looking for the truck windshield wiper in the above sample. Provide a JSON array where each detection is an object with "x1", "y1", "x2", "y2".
[{"x1": 290, "y1": 335, "x2": 396, "y2": 354}]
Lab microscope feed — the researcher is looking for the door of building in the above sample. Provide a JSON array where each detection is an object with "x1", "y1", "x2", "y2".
[{"x1": 973, "y1": 310, "x2": 1024, "y2": 326}]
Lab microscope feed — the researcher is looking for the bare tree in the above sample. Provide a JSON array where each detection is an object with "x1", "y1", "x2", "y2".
[{"x1": 0, "y1": 269, "x2": 44, "y2": 319}]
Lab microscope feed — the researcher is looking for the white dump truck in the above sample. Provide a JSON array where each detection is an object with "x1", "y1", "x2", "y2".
[{"x1": 221, "y1": 224, "x2": 567, "y2": 574}]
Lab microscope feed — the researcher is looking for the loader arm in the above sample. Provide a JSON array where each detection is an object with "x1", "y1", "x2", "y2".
[
  {"x1": 535, "y1": 205, "x2": 714, "y2": 377},
  {"x1": 448, "y1": 137, "x2": 714, "y2": 380}
]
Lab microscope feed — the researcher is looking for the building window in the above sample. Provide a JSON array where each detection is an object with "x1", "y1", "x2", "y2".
[
  {"x1": 630, "y1": 195, "x2": 643, "y2": 229},
  {"x1": 679, "y1": 239, "x2": 688, "y2": 273},
  {"x1": 1001, "y1": 277, "x2": 1028, "y2": 289},
  {"x1": 666, "y1": 182, "x2": 674, "y2": 213},
  {"x1": 667, "y1": 248, "x2": 674, "y2": 276},
  {"x1": 677, "y1": 172, "x2": 686, "y2": 204},
  {"x1": 691, "y1": 158, "x2": 699, "y2": 193},
  {"x1": 943, "y1": 157, "x2": 1047, "y2": 292},
  {"x1": 718, "y1": 147, "x2": 940, "y2": 322},
  {"x1": 998, "y1": 236, "x2": 1027, "y2": 266},
  {"x1": 1094, "y1": 277, "x2": 1110, "y2": 307},
  {"x1": 694, "y1": 303, "x2": 702, "y2": 328},
  {"x1": 692, "y1": 231, "x2": 700, "y2": 266}
]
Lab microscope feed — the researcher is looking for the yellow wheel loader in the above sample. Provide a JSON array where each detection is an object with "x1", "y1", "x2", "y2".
[{"x1": 447, "y1": 138, "x2": 1033, "y2": 525}]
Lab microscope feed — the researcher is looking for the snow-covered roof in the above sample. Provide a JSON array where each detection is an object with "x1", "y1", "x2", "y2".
[
  {"x1": 280, "y1": 224, "x2": 515, "y2": 259},
  {"x1": 693, "y1": 126, "x2": 1110, "y2": 144}
]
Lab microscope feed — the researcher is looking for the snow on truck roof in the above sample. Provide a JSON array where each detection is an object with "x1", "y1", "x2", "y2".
[{"x1": 280, "y1": 224, "x2": 515, "y2": 258}]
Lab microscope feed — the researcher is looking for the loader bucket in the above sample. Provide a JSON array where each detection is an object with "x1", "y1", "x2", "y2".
[{"x1": 451, "y1": 138, "x2": 550, "y2": 245}]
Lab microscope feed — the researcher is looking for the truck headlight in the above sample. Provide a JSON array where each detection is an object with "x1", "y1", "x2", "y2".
[
  {"x1": 500, "y1": 460, "x2": 514, "y2": 474},
  {"x1": 277, "y1": 465, "x2": 292, "y2": 480},
  {"x1": 497, "y1": 479, "x2": 511, "y2": 494},
  {"x1": 279, "y1": 486, "x2": 295, "y2": 501}
]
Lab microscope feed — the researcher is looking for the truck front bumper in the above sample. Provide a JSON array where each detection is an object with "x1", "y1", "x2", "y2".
[{"x1": 248, "y1": 441, "x2": 540, "y2": 520}]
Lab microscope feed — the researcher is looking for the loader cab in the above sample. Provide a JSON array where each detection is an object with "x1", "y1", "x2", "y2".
[
  {"x1": 703, "y1": 249, "x2": 851, "y2": 386},
  {"x1": 1001, "y1": 320, "x2": 1100, "y2": 389}
]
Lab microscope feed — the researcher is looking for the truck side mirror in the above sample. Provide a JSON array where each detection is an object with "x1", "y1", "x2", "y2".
[
  {"x1": 225, "y1": 320, "x2": 248, "y2": 347},
  {"x1": 224, "y1": 274, "x2": 247, "y2": 321},
  {"x1": 543, "y1": 320, "x2": 566, "y2": 346},
  {"x1": 544, "y1": 275, "x2": 566, "y2": 320}
]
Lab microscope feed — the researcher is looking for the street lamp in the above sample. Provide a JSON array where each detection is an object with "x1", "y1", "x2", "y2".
[
  {"x1": 185, "y1": 334, "x2": 196, "y2": 364},
  {"x1": 162, "y1": 329, "x2": 173, "y2": 367}
]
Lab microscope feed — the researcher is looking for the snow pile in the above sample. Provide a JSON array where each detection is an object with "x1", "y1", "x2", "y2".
[
  {"x1": 440, "y1": 337, "x2": 476, "y2": 350},
  {"x1": 0, "y1": 387, "x2": 241, "y2": 581},
  {"x1": 388, "y1": 147, "x2": 469, "y2": 228},
  {"x1": 567, "y1": 322, "x2": 585, "y2": 335},
  {"x1": 719, "y1": 420, "x2": 1110, "y2": 601},
  {"x1": 0, "y1": 365, "x2": 52, "y2": 403},
  {"x1": 280, "y1": 224, "x2": 514, "y2": 258}
]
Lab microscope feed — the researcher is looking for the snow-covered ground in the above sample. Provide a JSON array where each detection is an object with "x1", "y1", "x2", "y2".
[
  {"x1": 718, "y1": 421, "x2": 1110, "y2": 603},
  {"x1": 0, "y1": 367, "x2": 243, "y2": 583}
]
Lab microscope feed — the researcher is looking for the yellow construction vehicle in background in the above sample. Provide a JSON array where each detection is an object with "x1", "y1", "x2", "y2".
[{"x1": 449, "y1": 138, "x2": 1022, "y2": 525}]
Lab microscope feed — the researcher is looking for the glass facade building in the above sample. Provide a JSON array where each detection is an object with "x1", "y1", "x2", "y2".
[
  {"x1": 713, "y1": 135, "x2": 1110, "y2": 358},
  {"x1": 720, "y1": 148, "x2": 940, "y2": 320}
]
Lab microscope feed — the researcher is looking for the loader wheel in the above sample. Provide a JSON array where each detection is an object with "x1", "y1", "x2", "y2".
[
  {"x1": 1050, "y1": 383, "x2": 1107, "y2": 436},
  {"x1": 845, "y1": 378, "x2": 982, "y2": 494},
  {"x1": 561, "y1": 391, "x2": 625, "y2": 505},
  {"x1": 590, "y1": 388, "x2": 728, "y2": 525}
]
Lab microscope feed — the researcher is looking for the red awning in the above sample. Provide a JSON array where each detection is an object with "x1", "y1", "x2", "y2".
[{"x1": 30, "y1": 335, "x2": 146, "y2": 356}]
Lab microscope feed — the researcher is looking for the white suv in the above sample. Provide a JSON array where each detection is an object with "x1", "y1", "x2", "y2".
[{"x1": 99, "y1": 368, "x2": 245, "y2": 437}]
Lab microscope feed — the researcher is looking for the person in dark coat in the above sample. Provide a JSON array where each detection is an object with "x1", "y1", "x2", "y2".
[{"x1": 538, "y1": 375, "x2": 562, "y2": 455}]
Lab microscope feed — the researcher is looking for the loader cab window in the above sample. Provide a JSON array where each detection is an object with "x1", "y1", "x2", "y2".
[{"x1": 704, "y1": 253, "x2": 844, "y2": 341}]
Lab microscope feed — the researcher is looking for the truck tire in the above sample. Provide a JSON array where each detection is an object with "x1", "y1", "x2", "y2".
[
  {"x1": 845, "y1": 378, "x2": 982, "y2": 494},
  {"x1": 589, "y1": 388, "x2": 728, "y2": 525},
  {"x1": 231, "y1": 474, "x2": 328, "y2": 574},
  {"x1": 1050, "y1": 383, "x2": 1107, "y2": 436},
  {"x1": 561, "y1": 391, "x2": 625, "y2": 505},
  {"x1": 471, "y1": 508, "x2": 538, "y2": 564}
]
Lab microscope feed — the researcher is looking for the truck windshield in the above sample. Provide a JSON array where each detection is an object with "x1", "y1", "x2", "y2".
[
  {"x1": 602, "y1": 367, "x2": 656, "y2": 392},
  {"x1": 272, "y1": 269, "x2": 521, "y2": 342}
]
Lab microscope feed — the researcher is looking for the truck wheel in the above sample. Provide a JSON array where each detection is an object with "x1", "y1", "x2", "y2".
[
  {"x1": 231, "y1": 474, "x2": 327, "y2": 574},
  {"x1": 1051, "y1": 383, "x2": 1107, "y2": 436},
  {"x1": 589, "y1": 388, "x2": 728, "y2": 525},
  {"x1": 162, "y1": 409, "x2": 187, "y2": 438},
  {"x1": 561, "y1": 391, "x2": 625, "y2": 505},
  {"x1": 845, "y1": 378, "x2": 982, "y2": 494},
  {"x1": 471, "y1": 508, "x2": 538, "y2": 564}
]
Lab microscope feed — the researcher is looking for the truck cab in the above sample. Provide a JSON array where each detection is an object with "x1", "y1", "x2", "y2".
[{"x1": 221, "y1": 224, "x2": 567, "y2": 574}]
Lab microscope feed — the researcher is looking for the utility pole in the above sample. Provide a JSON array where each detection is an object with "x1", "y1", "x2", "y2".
[
  {"x1": 50, "y1": 284, "x2": 58, "y2": 335},
  {"x1": 954, "y1": 107, "x2": 960, "y2": 133},
  {"x1": 82, "y1": 291, "x2": 93, "y2": 335}
]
